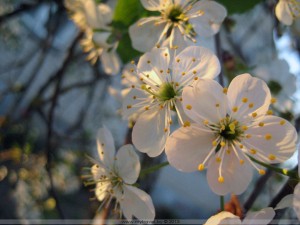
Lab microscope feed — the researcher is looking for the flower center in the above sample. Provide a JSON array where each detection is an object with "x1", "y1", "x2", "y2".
[
  {"x1": 218, "y1": 117, "x2": 243, "y2": 142},
  {"x1": 157, "y1": 83, "x2": 178, "y2": 101},
  {"x1": 166, "y1": 5, "x2": 184, "y2": 22},
  {"x1": 268, "y1": 80, "x2": 282, "y2": 95}
]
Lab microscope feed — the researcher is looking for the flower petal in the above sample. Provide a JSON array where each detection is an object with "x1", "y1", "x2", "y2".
[
  {"x1": 120, "y1": 185, "x2": 155, "y2": 220},
  {"x1": 116, "y1": 144, "x2": 140, "y2": 184},
  {"x1": 293, "y1": 183, "x2": 300, "y2": 220},
  {"x1": 245, "y1": 116, "x2": 297, "y2": 163},
  {"x1": 207, "y1": 152, "x2": 253, "y2": 195},
  {"x1": 132, "y1": 108, "x2": 169, "y2": 157},
  {"x1": 204, "y1": 211, "x2": 241, "y2": 225},
  {"x1": 96, "y1": 126, "x2": 116, "y2": 167},
  {"x1": 172, "y1": 46, "x2": 220, "y2": 84},
  {"x1": 227, "y1": 74, "x2": 271, "y2": 119},
  {"x1": 275, "y1": 0, "x2": 293, "y2": 26},
  {"x1": 91, "y1": 164, "x2": 107, "y2": 181},
  {"x1": 101, "y1": 49, "x2": 121, "y2": 75},
  {"x1": 182, "y1": 79, "x2": 227, "y2": 124},
  {"x1": 275, "y1": 194, "x2": 294, "y2": 210},
  {"x1": 189, "y1": 0, "x2": 227, "y2": 37},
  {"x1": 166, "y1": 124, "x2": 215, "y2": 172},
  {"x1": 242, "y1": 208, "x2": 275, "y2": 225},
  {"x1": 140, "y1": 0, "x2": 161, "y2": 11},
  {"x1": 95, "y1": 182, "x2": 111, "y2": 201},
  {"x1": 129, "y1": 18, "x2": 166, "y2": 52},
  {"x1": 83, "y1": 2, "x2": 112, "y2": 28}
]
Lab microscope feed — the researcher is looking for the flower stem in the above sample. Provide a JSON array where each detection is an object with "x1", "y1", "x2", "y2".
[
  {"x1": 220, "y1": 196, "x2": 225, "y2": 211},
  {"x1": 139, "y1": 161, "x2": 169, "y2": 178},
  {"x1": 248, "y1": 155, "x2": 299, "y2": 180}
]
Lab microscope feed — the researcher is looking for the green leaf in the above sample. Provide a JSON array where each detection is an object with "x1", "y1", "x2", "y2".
[
  {"x1": 217, "y1": 0, "x2": 264, "y2": 14},
  {"x1": 117, "y1": 33, "x2": 142, "y2": 63}
]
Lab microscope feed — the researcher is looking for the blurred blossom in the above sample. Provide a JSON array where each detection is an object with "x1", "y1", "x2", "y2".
[
  {"x1": 65, "y1": 0, "x2": 121, "y2": 74},
  {"x1": 275, "y1": 0, "x2": 300, "y2": 26},
  {"x1": 85, "y1": 126, "x2": 155, "y2": 220},
  {"x1": 204, "y1": 208, "x2": 275, "y2": 225},
  {"x1": 123, "y1": 46, "x2": 220, "y2": 157},
  {"x1": 0, "y1": 166, "x2": 8, "y2": 181},
  {"x1": 166, "y1": 74, "x2": 297, "y2": 195},
  {"x1": 129, "y1": 0, "x2": 227, "y2": 52}
]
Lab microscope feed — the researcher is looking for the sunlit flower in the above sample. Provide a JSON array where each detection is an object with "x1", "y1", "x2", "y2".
[
  {"x1": 86, "y1": 127, "x2": 155, "y2": 220},
  {"x1": 166, "y1": 74, "x2": 297, "y2": 195},
  {"x1": 65, "y1": 0, "x2": 121, "y2": 74},
  {"x1": 123, "y1": 46, "x2": 220, "y2": 157},
  {"x1": 275, "y1": 0, "x2": 300, "y2": 26},
  {"x1": 204, "y1": 208, "x2": 275, "y2": 225},
  {"x1": 129, "y1": 0, "x2": 227, "y2": 52}
]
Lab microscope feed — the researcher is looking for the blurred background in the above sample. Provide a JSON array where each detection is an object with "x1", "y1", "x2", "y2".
[{"x1": 0, "y1": 0, "x2": 300, "y2": 223}]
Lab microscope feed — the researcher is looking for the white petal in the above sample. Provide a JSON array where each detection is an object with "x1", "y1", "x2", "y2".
[
  {"x1": 91, "y1": 164, "x2": 107, "y2": 181},
  {"x1": 245, "y1": 116, "x2": 297, "y2": 163},
  {"x1": 172, "y1": 46, "x2": 220, "y2": 83},
  {"x1": 129, "y1": 18, "x2": 166, "y2": 52},
  {"x1": 95, "y1": 182, "x2": 111, "y2": 201},
  {"x1": 227, "y1": 74, "x2": 271, "y2": 119},
  {"x1": 137, "y1": 47, "x2": 170, "y2": 85},
  {"x1": 121, "y1": 185, "x2": 155, "y2": 220},
  {"x1": 189, "y1": 0, "x2": 227, "y2": 37},
  {"x1": 242, "y1": 208, "x2": 275, "y2": 225},
  {"x1": 293, "y1": 183, "x2": 300, "y2": 220},
  {"x1": 92, "y1": 32, "x2": 111, "y2": 48},
  {"x1": 140, "y1": 0, "x2": 161, "y2": 11},
  {"x1": 174, "y1": 100, "x2": 193, "y2": 125},
  {"x1": 96, "y1": 126, "x2": 116, "y2": 168},
  {"x1": 100, "y1": 49, "x2": 121, "y2": 75},
  {"x1": 122, "y1": 88, "x2": 149, "y2": 119},
  {"x1": 275, "y1": 194, "x2": 294, "y2": 210},
  {"x1": 207, "y1": 152, "x2": 253, "y2": 195},
  {"x1": 204, "y1": 211, "x2": 241, "y2": 225},
  {"x1": 83, "y1": 2, "x2": 112, "y2": 28},
  {"x1": 275, "y1": 1, "x2": 293, "y2": 26},
  {"x1": 169, "y1": 27, "x2": 190, "y2": 51},
  {"x1": 132, "y1": 108, "x2": 169, "y2": 157},
  {"x1": 116, "y1": 144, "x2": 140, "y2": 184},
  {"x1": 182, "y1": 79, "x2": 227, "y2": 124},
  {"x1": 165, "y1": 124, "x2": 215, "y2": 172}
]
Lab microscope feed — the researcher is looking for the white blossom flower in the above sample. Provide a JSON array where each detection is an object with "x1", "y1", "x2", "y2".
[
  {"x1": 165, "y1": 74, "x2": 297, "y2": 195},
  {"x1": 253, "y1": 58, "x2": 296, "y2": 100},
  {"x1": 204, "y1": 208, "x2": 275, "y2": 225},
  {"x1": 87, "y1": 127, "x2": 155, "y2": 220},
  {"x1": 129, "y1": 0, "x2": 227, "y2": 52},
  {"x1": 123, "y1": 46, "x2": 220, "y2": 157},
  {"x1": 65, "y1": 0, "x2": 121, "y2": 74},
  {"x1": 275, "y1": 0, "x2": 300, "y2": 26}
]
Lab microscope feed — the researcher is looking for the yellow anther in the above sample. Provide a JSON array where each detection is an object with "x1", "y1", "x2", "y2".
[
  {"x1": 145, "y1": 106, "x2": 149, "y2": 110},
  {"x1": 232, "y1": 106, "x2": 238, "y2": 112},
  {"x1": 271, "y1": 98, "x2": 277, "y2": 104},
  {"x1": 220, "y1": 141, "x2": 226, "y2": 147},
  {"x1": 121, "y1": 75, "x2": 126, "y2": 78},
  {"x1": 160, "y1": 70, "x2": 163, "y2": 73},
  {"x1": 132, "y1": 96, "x2": 137, "y2": 100},
  {"x1": 164, "y1": 128, "x2": 168, "y2": 133},
  {"x1": 183, "y1": 121, "x2": 191, "y2": 127},
  {"x1": 198, "y1": 164, "x2": 205, "y2": 171},
  {"x1": 265, "y1": 134, "x2": 272, "y2": 140},
  {"x1": 283, "y1": 169, "x2": 288, "y2": 175},
  {"x1": 193, "y1": 70, "x2": 197, "y2": 74},
  {"x1": 167, "y1": 69, "x2": 170, "y2": 73},
  {"x1": 127, "y1": 105, "x2": 132, "y2": 109},
  {"x1": 223, "y1": 88, "x2": 228, "y2": 94},
  {"x1": 252, "y1": 112, "x2": 257, "y2": 118},
  {"x1": 175, "y1": 82, "x2": 179, "y2": 86},
  {"x1": 179, "y1": 97, "x2": 183, "y2": 101},
  {"x1": 259, "y1": 122, "x2": 264, "y2": 127},
  {"x1": 131, "y1": 85, "x2": 135, "y2": 88},
  {"x1": 176, "y1": 58, "x2": 180, "y2": 63},
  {"x1": 218, "y1": 176, "x2": 224, "y2": 183},
  {"x1": 239, "y1": 144, "x2": 243, "y2": 148},
  {"x1": 226, "y1": 149, "x2": 231, "y2": 154},
  {"x1": 242, "y1": 125, "x2": 248, "y2": 131},
  {"x1": 160, "y1": 105, "x2": 164, "y2": 109},
  {"x1": 268, "y1": 154, "x2": 276, "y2": 161},
  {"x1": 221, "y1": 125, "x2": 225, "y2": 130},
  {"x1": 130, "y1": 60, "x2": 135, "y2": 64},
  {"x1": 169, "y1": 120, "x2": 173, "y2": 125},
  {"x1": 242, "y1": 97, "x2": 248, "y2": 103},
  {"x1": 259, "y1": 169, "x2": 266, "y2": 175},
  {"x1": 267, "y1": 110, "x2": 273, "y2": 115},
  {"x1": 248, "y1": 103, "x2": 254, "y2": 108},
  {"x1": 216, "y1": 157, "x2": 221, "y2": 163},
  {"x1": 203, "y1": 120, "x2": 209, "y2": 125},
  {"x1": 156, "y1": 44, "x2": 160, "y2": 48},
  {"x1": 212, "y1": 140, "x2": 218, "y2": 146},
  {"x1": 250, "y1": 149, "x2": 257, "y2": 154},
  {"x1": 240, "y1": 159, "x2": 245, "y2": 165},
  {"x1": 147, "y1": 60, "x2": 151, "y2": 64},
  {"x1": 215, "y1": 103, "x2": 220, "y2": 107},
  {"x1": 186, "y1": 105, "x2": 192, "y2": 110},
  {"x1": 152, "y1": 95, "x2": 156, "y2": 99},
  {"x1": 192, "y1": 58, "x2": 196, "y2": 62},
  {"x1": 164, "y1": 53, "x2": 168, "y2": 57},
  {"x1": 141, "y1": 84, "x2": 147, "y2": 90},
  {"x1": 140, "y1": 77, "x2": 144, "y2": 81},
  {"x1": 181, "y1": 72, "x2": 186, "y2": 76},
  {"x1": 246, "y1": 134, "x2": 252, "y2": 139},
  {"x1": 280, "y1": 120, "x2": 286, "y2": 125}
]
